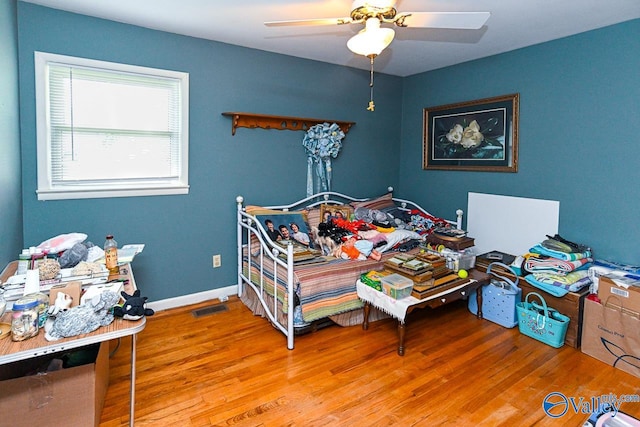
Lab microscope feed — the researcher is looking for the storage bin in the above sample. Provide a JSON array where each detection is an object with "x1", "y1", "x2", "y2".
[
  {"x1": 426, "y1": 247, "x2": 476, "y2": 272},
  {"x1": 458, "y1": 252, "x2": 477, "y2": 271},
  {"x1": 380, "y1": 274, "x2": 413, "y2": 299}
]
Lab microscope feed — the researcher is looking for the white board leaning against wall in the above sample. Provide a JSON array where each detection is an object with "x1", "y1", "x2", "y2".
[{"x1": 467, "y1": 192, "x2": 560, "y2": 257}]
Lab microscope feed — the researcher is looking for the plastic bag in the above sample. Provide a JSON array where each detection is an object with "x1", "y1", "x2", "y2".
[
  {"x1": 58, "y1": 242, "x2": 89, "y2": 269},
  {"x1": 37, "y1": 232, "x2": 87, "y2": 254}
]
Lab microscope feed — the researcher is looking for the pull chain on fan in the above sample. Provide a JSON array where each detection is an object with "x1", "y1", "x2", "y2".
[
  {"x1": 347, "y1": 17, "x2": 394, "y2": 111},
  {"x1": 265, "y1": 1, "x2": 490, "y2": 110},
  {"x1": 368, "y1": 55, "x2": 375, "y2": 111}
]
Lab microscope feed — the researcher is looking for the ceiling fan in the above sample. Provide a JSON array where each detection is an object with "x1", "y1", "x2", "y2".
[{"x1": 265, "y1": 0, "x2": 490, "y2": 111}]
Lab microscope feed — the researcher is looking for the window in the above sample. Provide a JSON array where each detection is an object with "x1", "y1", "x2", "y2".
[{"x1": 35, "y1": 52, "x2": 189, "y2": 200}]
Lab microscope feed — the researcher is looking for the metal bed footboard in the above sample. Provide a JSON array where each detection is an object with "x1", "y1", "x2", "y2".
[{"x1": 237, "y1": 196, "x2": 296, "y2": 349}]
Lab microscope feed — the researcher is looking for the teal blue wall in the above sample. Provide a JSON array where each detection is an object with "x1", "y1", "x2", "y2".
[
  {"x1": 14, "y1": 3, "x2": 402, "y2": 301},
  {"x1": 400, "y1": 19, "x2": 640, "y2": 265},
  {"x1": 0, "y1": 0, "x2": 23, "y2": 266},
  {"x1": 8, "y1": 2, "x2": 640, "y2": 303}
]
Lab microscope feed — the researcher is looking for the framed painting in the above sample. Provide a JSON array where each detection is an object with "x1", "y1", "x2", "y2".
[{"x1": 423, "y1": 93, "x2": 519, "y2": 172}]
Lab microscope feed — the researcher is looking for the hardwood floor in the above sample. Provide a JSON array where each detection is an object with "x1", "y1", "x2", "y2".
[{"x1": 99, "y1": 296, "x2": 639, "y2": 426}]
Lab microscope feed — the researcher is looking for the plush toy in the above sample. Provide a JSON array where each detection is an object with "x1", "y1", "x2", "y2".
[
  {"x1": 48, "y1": 291, "x2": 73, "y2": 316},
  {"x1": 44, "y1": 291, "x2": 120, "y2": 341},
  {"x1": 113, "y1": 290, "x2": 155, "y2": 321}
]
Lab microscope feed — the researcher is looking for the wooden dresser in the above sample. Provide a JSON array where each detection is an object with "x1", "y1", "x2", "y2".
[{"x1": 475, "y1": 254, "x2": 590, "y2": 348}]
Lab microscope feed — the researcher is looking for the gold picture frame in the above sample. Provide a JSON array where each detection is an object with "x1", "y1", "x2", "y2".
[
  {"x1": 319, "y1": 204, "x2": 353, "y2": 223},
  {"x1": 423, "y1": 93, "x2": 519, "y2": 172}
]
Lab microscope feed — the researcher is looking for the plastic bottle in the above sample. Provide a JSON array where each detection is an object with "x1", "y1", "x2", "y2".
[
  {"x1": 104, "y1": 235, "x2": 119, "y2": 275},
  {"x1": 16, "y1": 249, "x2": 30, "y2": 275},
  {"x1": 27, "y1": 247, "x2": 45, "y2": 269}
]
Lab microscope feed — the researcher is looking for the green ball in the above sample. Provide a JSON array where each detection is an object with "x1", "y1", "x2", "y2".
[{"x1": 458, "y1": 269, "x2": 468, "y2": 279}]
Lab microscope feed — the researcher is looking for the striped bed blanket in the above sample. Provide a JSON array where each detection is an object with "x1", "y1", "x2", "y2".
[{"x1": 244, "y1": 250, "x2": 406, "y2": 323}]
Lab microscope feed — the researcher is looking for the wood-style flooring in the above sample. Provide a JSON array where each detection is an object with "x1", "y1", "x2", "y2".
[{"x1": 99, "y1": 296, "x2": 639, "y2": 426}]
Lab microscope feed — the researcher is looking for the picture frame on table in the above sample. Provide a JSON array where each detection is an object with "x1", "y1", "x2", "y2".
[{"x1": 423, "y1": 93, "x2": 519, "y2": 172}]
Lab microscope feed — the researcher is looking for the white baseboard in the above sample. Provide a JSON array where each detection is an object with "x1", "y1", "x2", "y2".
[{"x1": 146, "y1": 284, "x2": 238, "y2": 312}]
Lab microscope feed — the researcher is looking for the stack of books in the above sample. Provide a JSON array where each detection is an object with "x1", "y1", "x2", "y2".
[
  {"x1": 361, "y1": 251, "x2": 470, "y2": 300},
  {"x1": 384, "y1": 253, "x2": 435, "y2": 284}
]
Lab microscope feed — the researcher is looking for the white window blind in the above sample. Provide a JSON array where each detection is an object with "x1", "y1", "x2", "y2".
[{"x1": 35, "y1": 52, "x2": 189, "y2": 200}]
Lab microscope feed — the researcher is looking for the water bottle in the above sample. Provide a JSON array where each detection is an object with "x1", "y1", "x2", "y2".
[{"x1": 104, "y1": 235, "x2": 119, "y2": 275}]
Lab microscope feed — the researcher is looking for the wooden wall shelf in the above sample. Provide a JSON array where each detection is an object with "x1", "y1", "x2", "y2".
[{"x1": 222, "y1": 112, "x2": 354, "y2": 135}]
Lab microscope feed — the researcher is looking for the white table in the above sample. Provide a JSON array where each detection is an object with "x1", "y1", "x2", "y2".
[
  {"x1": 357, "y1": 270, "x2": 489, "y2": 355},
  {"x1": 0, "y1": 262, "x2": 145, "y2": 426}
]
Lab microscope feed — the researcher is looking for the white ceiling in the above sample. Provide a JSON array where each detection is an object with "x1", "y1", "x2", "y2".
[{"x1": 20, "y1": 0, "x2": 640, "y2": 77}]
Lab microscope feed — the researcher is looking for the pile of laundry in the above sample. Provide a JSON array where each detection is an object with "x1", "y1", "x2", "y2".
[{"x1": 514, "y1": 234, "x2": 593, "y2": 296}]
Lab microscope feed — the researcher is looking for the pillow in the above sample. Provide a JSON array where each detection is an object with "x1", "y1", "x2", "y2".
[
  {"x1": 350, "y1": 193, "x2": 395, "y2": 211},
  {"x1": 245, "y1": 205, "x2": 308, "y2": 218},
  {"x1": 376, "y1": 229, "x2": 423, "y2": 253},
  {"x1": 306, "y1": 207, "x2": 321, "y2": 230},
  {"x1": 357, "y1": 229, "x2": 388, "y2": 246}
]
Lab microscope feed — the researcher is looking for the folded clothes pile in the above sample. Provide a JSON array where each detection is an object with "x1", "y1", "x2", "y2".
[
  {"x1": 525, "y1": 270, "x2": 592, "y2": 297},
  {"x1": 523, "y1": 252, "x2": 591, "y2": 275},
  {"x1": 517, "y1": 234, "x2": 593, "y2": 296}
]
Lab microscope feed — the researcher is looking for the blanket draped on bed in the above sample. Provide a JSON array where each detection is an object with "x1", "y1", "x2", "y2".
[{"x1": 244, "y1": 250, "x2": 407, "y2": 323}]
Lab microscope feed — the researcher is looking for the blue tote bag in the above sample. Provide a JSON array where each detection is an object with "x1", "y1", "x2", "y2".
[
  {"x1": 468, "y1": 262, "x2": 522, "y2": 328},
  {"x1": 516, "y1": 292, "x2": 570, "y2": 348}
]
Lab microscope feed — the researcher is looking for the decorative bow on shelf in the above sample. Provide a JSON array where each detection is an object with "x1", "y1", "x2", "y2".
[{"x1": 302, "y1": 122, "x2": 345, "y2": 197}]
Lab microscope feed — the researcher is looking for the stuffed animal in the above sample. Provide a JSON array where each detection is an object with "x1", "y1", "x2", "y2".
[
  {"x1": 311, "y1": 225, "x2": 339, "y2": 256},
  {"x1": 113, "y1": 290, "x2": 155, "y2": 321},
  {"x1": 44, "y1": 291, "x2": 120, "y2": 341},
  {"x1": 48, "y1": 291, "x2": 73, "y2": 316}
]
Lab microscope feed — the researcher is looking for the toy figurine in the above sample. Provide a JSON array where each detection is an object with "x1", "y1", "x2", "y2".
[{"x1": 113, "y1": 290, "x2": 155, "y2": 321}]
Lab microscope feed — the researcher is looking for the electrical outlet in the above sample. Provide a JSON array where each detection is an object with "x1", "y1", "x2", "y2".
[{"x1": 213, "y1": 254, "x2": 221, "y2": 268}]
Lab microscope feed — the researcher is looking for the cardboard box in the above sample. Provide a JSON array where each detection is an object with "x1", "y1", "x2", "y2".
[
  {"x1": 49, "y1": 280, "x2": 82, "y2": 307},
  {"x1": 0, "y1": 341, "x2": 109, "y2": 427},
  {"x1": 581, "y1": 298, "x2": 640, "y2": 379},
  {"x1": 598, "y1": 275, "x2": 640, "y2": 316}
]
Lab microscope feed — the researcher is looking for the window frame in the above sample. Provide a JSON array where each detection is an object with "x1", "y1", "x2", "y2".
[{"x1": 34, "y1": 51, "x2": 189, "y2": 200}]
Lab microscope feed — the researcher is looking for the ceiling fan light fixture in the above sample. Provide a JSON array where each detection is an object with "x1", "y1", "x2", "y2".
[{"x1": 347, "y1": 18, "x2": 395, "y2": 57}]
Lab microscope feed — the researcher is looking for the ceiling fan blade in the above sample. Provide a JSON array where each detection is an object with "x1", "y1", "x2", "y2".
[
  {"x1": 395, "y1": 12, "x2": 490, "y2": 29},
  {"x1": 265, "y1": 17, "x2": 353, "y2": 27}
]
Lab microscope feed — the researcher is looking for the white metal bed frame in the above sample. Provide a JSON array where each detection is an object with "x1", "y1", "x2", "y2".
[{"x1": 236, "y1": 187, "x2": 463, "y2": 350}]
